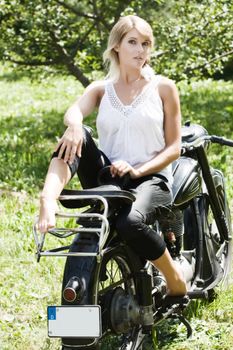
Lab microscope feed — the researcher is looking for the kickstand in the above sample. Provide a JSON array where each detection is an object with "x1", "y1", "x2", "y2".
[{"x1": 171, "y1": 313, "x2": 192, "y2": 338}]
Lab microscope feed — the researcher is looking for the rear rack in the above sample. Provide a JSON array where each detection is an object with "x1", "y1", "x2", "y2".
[{"x1": 33, "y1": 195, "x2": 110, "y2": 261}]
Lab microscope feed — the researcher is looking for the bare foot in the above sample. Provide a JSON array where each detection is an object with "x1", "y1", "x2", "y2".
[
  {"x1": 151, "y1": 248, "x2": 187, "y2": 297},
  {"x1": 38, "y1": 197, "x2": 58, "y2": 233},
  {"x1": 167, "y1": 265, "x2": 187, "y2": 296},
  {"x1": 167, "y1": 280, "x2": 187, "y2": 296}
]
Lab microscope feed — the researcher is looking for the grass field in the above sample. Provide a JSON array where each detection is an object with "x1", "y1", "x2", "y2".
[{"x1": 0, "y1": 64, "x2": 233, "y2": 349}]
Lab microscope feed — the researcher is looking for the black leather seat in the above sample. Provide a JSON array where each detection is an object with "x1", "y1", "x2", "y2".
[{"x1": 59, "y1": 186, "x2": 136, "y2": 208}]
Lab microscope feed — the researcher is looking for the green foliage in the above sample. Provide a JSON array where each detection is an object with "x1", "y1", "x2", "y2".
[
  {"x1": 0, "y1": 0, "x2": 232, "y2": 85},
  {"x1": 150, "y1": 0, "x2": 233, "y2": 81},
  {"x1": 178, "y1": 79, "x2": 233, "y2": 200},
  {"x1": 178, "y1": 79, "x2": 233, "y2": 138}
]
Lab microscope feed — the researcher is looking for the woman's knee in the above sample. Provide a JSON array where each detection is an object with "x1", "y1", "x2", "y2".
[
  {"x1": 115, "y1": 210, "x2": 144, "y2": 240},
  {"x1": 115, "y1": 209, "x2": 166, "y2": 260}
]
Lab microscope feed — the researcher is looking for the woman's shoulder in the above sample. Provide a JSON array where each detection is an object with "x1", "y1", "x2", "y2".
[
  {"x1": 84, "y1": 80, "x2": 107, "y2": 100},
  {"x1": 85, "y1": 80, "x2": 106, "y2": 92},
  {"x1": 155, "y1": 76, "x2": 178, "y2": 98},
  {"x1": 154, "y1": 75, "x2": 176, "y2": 88}
]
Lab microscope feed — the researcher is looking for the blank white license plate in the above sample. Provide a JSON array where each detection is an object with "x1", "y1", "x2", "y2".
[{"x1": 48, "y1": 305, "x2": 102, "y2": 338}]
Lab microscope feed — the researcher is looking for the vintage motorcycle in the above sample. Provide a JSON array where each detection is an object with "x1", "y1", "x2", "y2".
[{"x1": 33, "y1": 122, "x2": 233, "y2": 349}]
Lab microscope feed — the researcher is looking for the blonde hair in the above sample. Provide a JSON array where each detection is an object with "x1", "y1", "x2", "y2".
[{"x1": 103, "y1": 15, "x2": 154, "y2": 81}]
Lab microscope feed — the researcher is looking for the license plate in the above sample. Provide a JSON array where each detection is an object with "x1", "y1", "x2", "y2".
[{"x1": 47, "y1": 305, "x2": 102, "y2": 338}]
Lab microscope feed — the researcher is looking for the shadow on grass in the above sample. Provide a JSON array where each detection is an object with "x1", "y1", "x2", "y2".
[
  {"x1": 0, "y1": 69, "x2": 32, "y2": 82},
  {"x1": 0, "y1": 65, "x2": 60, "y2": 82},
  {"x1": 0, "y1": 110, "x2": 66, "y2": 192}
]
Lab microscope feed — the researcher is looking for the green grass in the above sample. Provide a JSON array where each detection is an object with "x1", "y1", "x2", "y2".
[
  {"x1": 0, "y1": 63, "x2": 233, "y2": 349},
  {"x1": 0, "y1": 65, "x2": 81, "y2": 192}
]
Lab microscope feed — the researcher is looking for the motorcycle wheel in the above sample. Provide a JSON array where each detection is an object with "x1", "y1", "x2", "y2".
[
  {"x1": 201, "y1": 182, "x2": 232, "y2": 294},
  {"x1": 203, "y1": 186, "x2": 232, "y2": 285},
  {"x1": 62, "y1": 243, "x2": 147, "y2": 350},
  {"x1": 92, "y1": 245, "x2": 147, "y2": 350}
]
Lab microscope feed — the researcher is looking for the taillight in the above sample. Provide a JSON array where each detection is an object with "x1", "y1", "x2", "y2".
[{"x1": 63, "y1": 276, "x2": 84, "y2": 303}]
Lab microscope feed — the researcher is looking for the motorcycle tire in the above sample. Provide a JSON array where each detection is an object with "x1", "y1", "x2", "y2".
[
  {"x1": 61, "y1": 233, "x2": 148, "y2": 350},
  {"x1": 201, "y1": 184, "x2": 232, "y2": 286},
  {"x1": 183, "y1": 173, "x2": 232, "y2": 296}
]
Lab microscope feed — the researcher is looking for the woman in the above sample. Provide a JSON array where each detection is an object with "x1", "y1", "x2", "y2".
[{"x1": 38, "y1": 15, "x2": 187, "y2": 296}]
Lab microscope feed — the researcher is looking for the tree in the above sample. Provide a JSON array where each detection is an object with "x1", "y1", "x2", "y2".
[
  {"x1": 0, "y1": 0, "x2": 232, "y2": 86},
  {"x1": 150, "y1": 0, "x2": 233, "y2": 81}
]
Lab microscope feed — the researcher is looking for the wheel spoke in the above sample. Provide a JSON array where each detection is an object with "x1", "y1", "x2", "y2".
[
  {"x1": 98, "y1": 278, "x2": 126, "y2": 295},
  {"x1": 96, "y1": 252, "x2": 143, "y2": 349}
]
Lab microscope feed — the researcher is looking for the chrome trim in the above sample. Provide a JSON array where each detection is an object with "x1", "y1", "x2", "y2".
[{"x1": 33, "y1": 194, "x2": 110, "y2": 261}]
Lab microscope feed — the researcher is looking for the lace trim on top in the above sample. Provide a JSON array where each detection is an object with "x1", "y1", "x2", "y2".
[{"x1": 106, "y1": 81, "x2": 154, "y2": 117}]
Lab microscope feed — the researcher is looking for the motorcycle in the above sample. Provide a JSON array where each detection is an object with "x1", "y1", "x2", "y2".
[{"x1": 33, "y1": 122, "x2": 233, "y2": 349}]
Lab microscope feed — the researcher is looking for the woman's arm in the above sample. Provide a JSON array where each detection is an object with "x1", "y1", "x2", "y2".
[
  {"x1": 38, "y1": 81, "x2": 104, "y2": 232},
  {"x1": 56, "y1": 81, "x2": 104, "y2": 164},
  {"x1": 64, "y1": 81, "x2": 104, "y2": 126}
]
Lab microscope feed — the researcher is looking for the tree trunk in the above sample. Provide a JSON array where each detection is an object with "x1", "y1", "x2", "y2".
[
  {"x1": 66, "y1": 62, "x2": 90, "y2": 87},
  {"x1": 66, "y1": 61, "x2": 90, "y2": 87}
]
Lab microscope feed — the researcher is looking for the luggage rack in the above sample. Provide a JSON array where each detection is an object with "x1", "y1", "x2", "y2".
[{"x1": 33, "y1": 194, "x2": 110, "y2": 262}]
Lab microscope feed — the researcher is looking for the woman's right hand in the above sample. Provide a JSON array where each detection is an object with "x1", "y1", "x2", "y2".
[{"x1": 55, "y1": 124, "x2": 83, "y2": 164}]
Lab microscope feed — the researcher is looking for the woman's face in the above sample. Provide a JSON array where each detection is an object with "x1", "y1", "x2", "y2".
[{"x1": 115, "y1": 28, "x2": 151, "y2": 70}]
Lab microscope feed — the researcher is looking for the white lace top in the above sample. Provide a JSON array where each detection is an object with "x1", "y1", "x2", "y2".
[{"x1": 96, "y1": 75, "x2": 173, "y2": 184}]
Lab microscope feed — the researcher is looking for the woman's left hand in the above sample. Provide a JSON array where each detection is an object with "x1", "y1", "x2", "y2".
[{"x1": 110, "y1": 161, "x2": 141, "y2": 179}]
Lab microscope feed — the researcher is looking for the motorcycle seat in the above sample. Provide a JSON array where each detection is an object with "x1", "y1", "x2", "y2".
[{"x1": 59, "y1": 186, "x2": 136, "y2": 208}]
